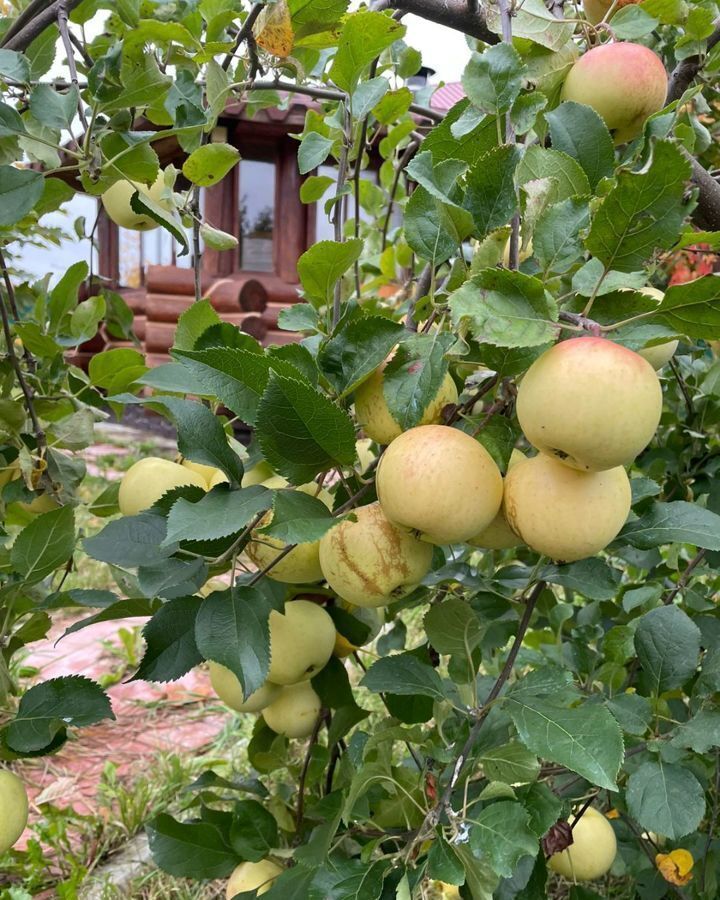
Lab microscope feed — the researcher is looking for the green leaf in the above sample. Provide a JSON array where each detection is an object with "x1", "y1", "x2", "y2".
[
  {"x1": 0, "y1": 49, "x2": 30, "y2": 82},
  {"x1": 405, "y1": 185, "x2": 474, "y2": 266},
  {"x1": 60, "y1": 598, "x2": 162, "y2": 639},
  {"x1": 0, "y1": 166, "x2": 44, "y2": 226},
  {"x1": 173, "y1": 346, "x2": 295, "y2": 426},
  {"x1": 360, "y1": 652, "x2": 447, "y2": 701},
  {"x1": 634, "y1": 605, "x2": 701, "y2": 694},
  {"x1": 464, "y1": 144, "x2": 521, "y2": 237},
  {"x1": 11, "y1": 505, "x2": 75, "y2": 584},
  {"x1": 230, "y1": 799, "x2": 278, "y2": 862},
  {"x1": 200, "y1": 224, "x2": 239, "y2": 251},
  {"x1": 278, "y1": 303, "x2": 319, "y2": 332},
  {"x1": 507, "y1": 698, "x2": 623, "y2": 790},
  {"x1": 164, "y1": 485, "x2": 271, "y2": 546},
  {"x1": 0, "y1": 102, "x2": 26, "y2": 137},
  {"x1": 423, "y1": 99, "x2": 498, "y2": 166},
  {"x1": 462, "y1": 44, "x2": 526, "y2": 116},
  {"x1": 182, "y1": 142, "x2": 239, "y2": 187},
  {"x1": 319, "y1": 315, "x2": 403, "y2": 397},
  {"x1": 300, "y1": 175, "x2": 335, "y2": 203},
  {"x1": 469, "y1": 802, "x2": 538, "y2": 879},
  {"x1": 585, "y1": 140, "x2": 692, "y2": 272},
  {"x1": 486, "y1": 0, "x2": 573, "y2": 50},
  {"x1": 545, "y1": 102, "x2": 614, "y2": 190},
  {"x1": 611, "y1": 5, "x2": 659, "y2": 39},
  {"x1": 298, "y1": 133, "x2": 334, "y2": 175},
  {"x1": 259, "y1": 490, "x2": 335, "y2": 544},
  {"x1": 329, "y1": 11, "x2": 405, "y2": 93},
  {"x1": 352, "y1": 77, "x2": 389, "y2": 119},
  {"x1": 424, "y1": 597, "x2": 482, "y2": 658},
  {"x1": 479, "y1": 743, "x2": 541, "y2": 784},
  {"x1": 147, "y1": 813, "x2": 238, "y2": 879},
  {"x1": 619, "y1": 501, "x2": 720, "y2": 550},
  {"x1": 672, "y1": 709, "x2": 720, "y2": 753},
  {"x1": 255, "y1": 372, "x2": 356, "y2": 483},
  {"x1": 606, "y1": 693, "x2": 653, "y2": 736},
  {"x1": 134, "y1": 596, "x2": 203, "y2": 683},
  {"x1": 383, "y1": 332, "x2": 454, "y2": 431},
  {"x1": 655, "y1": 275, "x2": 720, "y2": 339},
  {"x1": 130, "y1": 191, "x2": 188, "y2": 254},
  {"x1": 449, "y1": 268, "x2": 559, "y2": 348},
  {"x1": 84, "y1": 512, "x2": 176, "y2": 567},
  {"x1": 534, "y1": 197, "x2": 590, "y2": 276},
  {"x1": 297, "y1": 239, "x2": 364, "y2": 307},
  {"x1": 5, "y1": 676, "x2": 113, "y2": 753},
  {"x1": 428, "y1": 837, "x2": 465, "y2": 886},
  {"x1": 196, "y1": 586, "x2": 275, "y2": 699},
  {"x1": 29, "y1": 83, "x2": 78, "y2": 130},
  {"x1": 405, "y1": 151, "x2": 468, "y2": 204},
  {"x1": 174, "y1": 298, "x2": 222, "y2": 350},
  {"x1": 516, "y1": 145, "x2": 591, "y2": 202},
  {"x1": 541, "y1": 559, "x2": 621, "y2": 601},
  {"x1": 626, "y1": 760, "x2": 705, "y2": 840},
  {"x1": 138, "y1": 557, "x2": 207, "y2": 601}
]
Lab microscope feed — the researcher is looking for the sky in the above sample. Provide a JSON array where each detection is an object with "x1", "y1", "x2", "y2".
[{"x1": 15, "y1": 13, "x2": 470, "y2": 279}]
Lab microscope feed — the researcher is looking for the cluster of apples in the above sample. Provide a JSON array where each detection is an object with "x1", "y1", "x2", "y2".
[{"x1": 0, "y1": 769, "x2": 29, "y2": 857}]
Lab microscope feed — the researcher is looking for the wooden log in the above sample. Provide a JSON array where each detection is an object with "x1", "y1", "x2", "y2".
[
  {"x1": 206, "y1": 276, "x2": 268, "y2": 312},
  {"x1": 121, "y1": 289, "x2": 147, "y2": 313},
  {"x1": 264, "y1": 329, "x2": 300, "y2": 347},
  {"x1": 145, "y1": 265, "x2": 213, "y2": 296},
  {"x1": 258, "y1": 275, "x2": 300, "y2": 305},
  {"x1": 261, "y1": 302, "x2": 295, "y2": 329}
]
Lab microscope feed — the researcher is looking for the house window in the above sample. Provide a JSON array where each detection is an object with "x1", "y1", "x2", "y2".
[{"x1": 238, "y1": 159, "x2": 276, "y2": 272}]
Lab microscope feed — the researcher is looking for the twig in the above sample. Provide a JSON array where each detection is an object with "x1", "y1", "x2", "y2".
[
  {"x1": 445, "y1": 374, "x2": 499, "y2": 425},
  {"x1": 0, "y1": 249, "x2": 45, "y2": 456},
  {"x1": 382, "y1": 140, "x2": 420, "y2": 251},
  {"x1": 68, "y1": 29, "x2": 92, "y2": 68},
  {"x1": 221, "y1": 2, "x2": 265, "y2": 72},
  {"x1": 406, "y1": 580, "x2": 546, "y2": 853},
  {"x1": 370, "y1": 0, "x2": 498, "y2": 45},
  {"x1": 325, "y1": 738, "x2": 346, "y2": 795},
  {"x1": 701, "y1": 748, "x2": 720, "y2": 892},
  {"x1": 192, "y1": 186, "x2": 203, "y2": 302},
  {"x1": 295, "y1": 709, "x2": 326, "y2": 830},
  {"x1": 331, "y1": 102, "x2": 352, "y2": 329},
  {"x1": 57, "y1": 0, "x2": 88, "y2": 129},
  {"x1": 669, "y1": 357, "x2": 694, "y2": 422},
  {"x1": 663, "y1": 549, "x2": 707, "y2": 605},
  {"x1": 666, "y1": 24, "x2": 720, "y2": 103},
  {"x1": 622, "y1": 814, "x2": 689, "y2": 900},
  {"x1": 405, "y1": 263, "x2": 432, "y2": 331},
  {"x1": 1, "y1": 0, "x2": 85, "y2": 52}
]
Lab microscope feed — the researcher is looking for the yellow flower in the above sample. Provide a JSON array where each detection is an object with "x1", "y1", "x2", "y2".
[{"x1": 656, "y1": 849, "x2": 694, "y2": 886}]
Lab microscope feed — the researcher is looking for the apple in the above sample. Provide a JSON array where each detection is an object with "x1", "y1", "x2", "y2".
[
  {"x1": 181, "y1": 459, "x2": 228, "y2": 489},
  {"x1": 516, "y1": 337, "x2": 662, "y2": 471},
  {"x1": 0, "y1": 770, "x2": 28, "y2": 854},
  {"x1": 261, "y1": 681, "x2": 322, "y2": 738},
  {"x1": 630, "y1": 287, "x2": 679, "y2": 370},
  {"x1": 548, "y1": 807, "x2": 617, "y2": 881},
  {"x1": 100, "y1": 171, "x2": 171, "y2": 231},
  {"x1": 469, "y1": 449, "x2": 525, "y2": 550},
  {"x1": 560, "y1": 43, "x2": 667, "y2": 144},
  {"x1": 241, "y1": 460, "x2": 274, "y2": 487},
  {"x1": 354, "y1": 365, "x2": 458, "y2": 445},
  {"x1": 426, "y1": 882, "x2": 461, "y2": 900},
  {"x1": 118, "y1": 457, "x2": 207, "y2": 516},
  {"x1": 356, "y1": 438, "x2": 376, "y2": 474},
  {"x1": 583, "y1": 0, "x2": 640, "y2": 24},
  {"x1": 208, "y1": 661, "x2": 280, "y2": 713},
  {"x1": 266, "y1": 599, "x2": 336, "y2": 684},
  {"x1": 319, "y1": 502, "x2": 433, "y2": 608},
  {"x1": 226, "y1": 859, "x2": 283, "y2": 899},
  {"x1": 246, "y1": 483, "x2": 333, "y2": 584},
  {"x1": 504, "y1": 453, "x2": 631, "y2": 562},
  {"x1": 376, "y1": 425, "x2": 503, "y2": 544},
  {"x1": 502, "y1": 237, "x2": 533, "y2": 267}
]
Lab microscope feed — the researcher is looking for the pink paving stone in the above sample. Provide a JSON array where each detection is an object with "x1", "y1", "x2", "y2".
[{"x1": 13, "y1": 616, "x2": 231, "y2": 849}]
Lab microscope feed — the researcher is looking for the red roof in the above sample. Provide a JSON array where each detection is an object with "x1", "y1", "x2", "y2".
[{"x1": 430, "y1": 82, "x2": 466, "y2": 112}]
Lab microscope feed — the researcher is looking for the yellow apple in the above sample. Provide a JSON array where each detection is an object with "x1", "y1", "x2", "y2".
[
  {"x1": 261, "y1": 681, "x2": 322, "y2": 738},
  {"x1": 354, "y1": 365, "x2": 458, "y2": 445},
  {"x1": 502, "y1": 237, "x2": 533, "y2": 267},
  {"x1": 629, "y1": 287, "x2": 679, "y2": 370},
  {"x1": 241, "y1": 460, "x2": 274, "y2": 487},
  {"x1": 181, "y1": 459, "x2": 228, "y2": 489},
  {"x1": 426, "y1": 882, "x2": 461, "y2": 900},
  {"x1": 198, "y1": 577, "x2": 229, "y2": 597},
  {"x1": 319, "y1": 502, "x2": 433, "y2": 608},
  {"x1": 0, "y1": 770, "x2": 28, "y2": 854},
  {"x1": 246, "y1": 483, "x2": 333, "y2": 584},
  {"x1": 101, "y1": 171, "x2": 171, "y2": 231},
  {"x1": 208, "y1": 661, "x2": 280, "y2": 713},
  {"x1": 469, "y1": 449, "x2": 525, "y2": 550},
  {"x1": 548, "y1": 807, "x2": 617, "y2": 881},
  {"x1": 516, "y1": 337, "x2": 662, "y2": 471},
  {"x1": 226, "y1": 859, "x2": 283, "y2": 899},
  {"x1": 267, "y1": 599, "x2": 336, "y2": 684},
  {"x1": 262, "y1": 474, "x2": 289, "y2": 489},
  {"x1": 356, "y1": 438, "x2": 376, "y2": 474},
  {"x1": 560, "y1": 43, "x2": 667, "y2": 144},
  {"x1": 376, "y1": 424, "x2": 503, "y2": 544},
  {"x1": 118, "y1": 457, "x2": 207, "y2": 516},
  {"x1": 504, "y1": 453, "x2": 631, "y2": 562}
]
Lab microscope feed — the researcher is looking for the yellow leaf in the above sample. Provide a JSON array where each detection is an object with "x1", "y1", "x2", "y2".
[
  {"x1": 253, "y1": 0, "x2": 294, "y2": 58},
  {"x1": 605, "y1": 808, "x2": 620, "y2": 819},
  {"x1": 656, "y1": 849, "x2": 694, "y2": 886}
]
